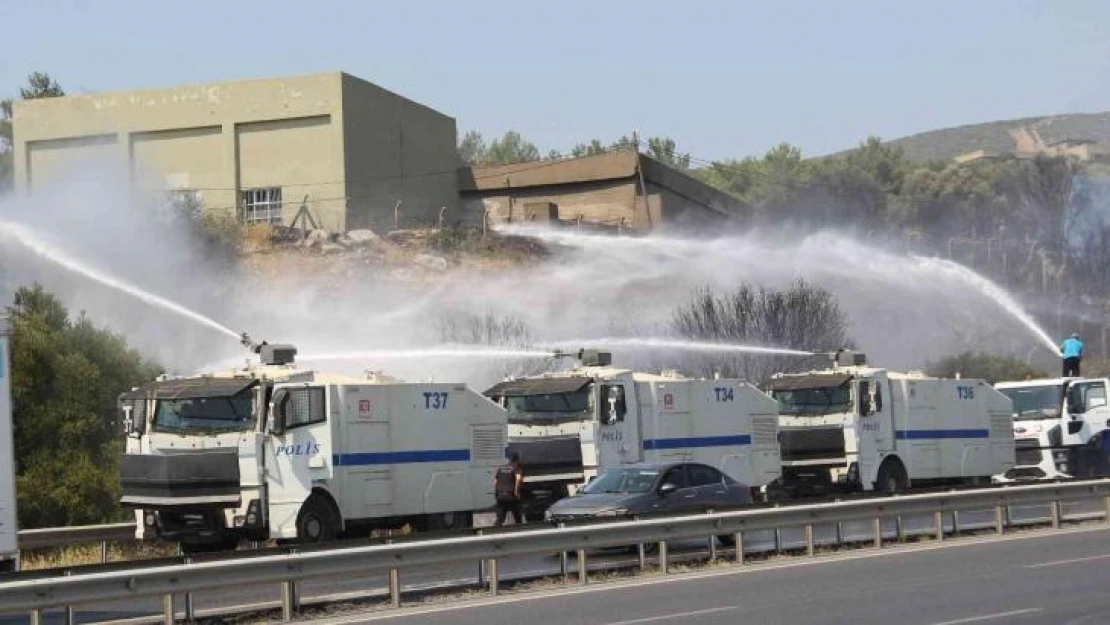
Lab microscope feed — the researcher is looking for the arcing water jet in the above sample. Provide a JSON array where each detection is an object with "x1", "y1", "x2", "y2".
[{"x1": 0, "y1": 220, "x2": 241, "y2": 341}]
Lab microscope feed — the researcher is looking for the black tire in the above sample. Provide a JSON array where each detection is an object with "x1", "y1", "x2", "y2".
[
  {"x1": 296, "y1": 495, "x2": 341, "y2": 543},
  {"x1": 875, "y1": 460, "x2": 909, "y2": 493},
  {"x1": 716, "y1": 534, "x2": 736, "y2": 547}
]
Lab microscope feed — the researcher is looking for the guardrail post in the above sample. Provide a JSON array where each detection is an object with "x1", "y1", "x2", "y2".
[
  {"x1": 1103, "y1": 496, "x2": 1110, "y2": 524},
  {"x1": 895, "y1": 515, "x2": 905, "y2": 543},
  {"x1": 835, "y1": 521, "x2": 844, "y2": 545},
  {"x1": 63, "y1": 569, "x2": 75, "y2": 625},
  {"x1": 390, "y1": 567, "x2": 401, "y2": 606},
  {"x1": 558, "y1": 523, "x2": 569, "y2": 583},
  {"x1": 952, "y1": 510, "x2": 961, "y2": 536},
  {"x1": 489, "y1": 559, "x2": 499, "y2": 596},
  {"x1": 995, "y1": 505, "x2": 1005, "y2": 534},
  {"x1": 873, "y1": 517, "x2": 882, "y2": 548},
  {"x1": 101, "y1": 539, "x2": 109, "y2": 564},
  {"x1": 29, "y1": 610, "x2": 42, "y2": 625},
  {"x1": 805, "y1": 523, "x2": 815, "y2": 556},
  {"x1": 281, "y1": 580, "x2": 298, "y2": 621},
  {"x1": 182, "y1": 556, "x2": 195, "y2": 622},
  {"x1": 734, "y1": 532, "x2": 744, "y2": 564},
  {"x1": 1050, "y1": 500, "x2": 1061, "y2": 529},
  {"x1": 162, "y1": 593, "x2": 174, "y2": 625},
  {"x1": 637, "y1": 542, "x2": 647, "y2": 571},
  {"x1": 577, "y1": 548, "x2": 587, "y2": 585},
  {"x1": 773, "y1": 528, "x2": 782, "y2": 554},
  {"x1": 659, "y1": 540, "x2": 669, "y2": 574},
  {"x1": 476, "y1": 530, "x2": 486, "y2": 587},
  {"x1": 935, "y1": 510, "x2": 944, "y2": 541},
  {"x1": 708, "y1": 534, "x2": 718, "y2": 562}
]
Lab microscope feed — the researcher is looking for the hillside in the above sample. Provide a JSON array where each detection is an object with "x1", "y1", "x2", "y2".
[{"x1": 834, "y1": 112, "x2": 1110, "y2": 163}]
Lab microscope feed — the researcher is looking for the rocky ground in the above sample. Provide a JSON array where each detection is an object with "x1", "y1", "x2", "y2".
[{"x1": 240, "y1": 225, "x2": 550, "y2": 287}]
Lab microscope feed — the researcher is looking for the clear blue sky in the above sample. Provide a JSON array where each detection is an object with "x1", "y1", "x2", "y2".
[{"x1": 2, "y1": 0, "x2": 1107, "y2": 161}]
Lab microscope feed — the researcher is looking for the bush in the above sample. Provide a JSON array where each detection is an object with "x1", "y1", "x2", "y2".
[
  {"x1": 925, "y1": 351, "x2": 1046, "y2": 383},
  {"x1": 670, "y1": 279, "x2": 852, "y2": 384},
  {"x1": 8, "y1": 285, "x2": 162, "y2": 528}
]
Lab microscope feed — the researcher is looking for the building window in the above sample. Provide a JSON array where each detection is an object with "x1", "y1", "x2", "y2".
[{"x1": 240, "y1": 187, "x2": 283, "y2": 224}]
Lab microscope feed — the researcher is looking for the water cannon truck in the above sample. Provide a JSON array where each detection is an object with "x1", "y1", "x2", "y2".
[
  {"x1": 767, "y1": 350, "x2": 1015, "y2": 498},
  {"x1": 0, "y1": 317, "x2": 19, "y2": 572},
  {"x1": 994, "y1": 376, "x2": 1110, "y2": 481},
  {"x1": 119, "y1": 338, "x2": 508, "y2": 552},
  {"x1": 484, "y1": 349, "x2": 782, "y2": 520}
]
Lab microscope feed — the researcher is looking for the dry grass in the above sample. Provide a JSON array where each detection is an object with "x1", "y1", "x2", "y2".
[{"x1": 20, "y1": 541, "x2": 179, "y2": 570}]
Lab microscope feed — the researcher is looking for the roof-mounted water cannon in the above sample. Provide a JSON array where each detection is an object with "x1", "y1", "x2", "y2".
[
  {"x1": 828, "y1": 349, "x2": 866, "y2": 368},
  {"x1": 550, "y1": 348, "x2": 613, "y2": 367},
  {"x1": 240, "y1": 332, "x2": 297, "y2": 366}
]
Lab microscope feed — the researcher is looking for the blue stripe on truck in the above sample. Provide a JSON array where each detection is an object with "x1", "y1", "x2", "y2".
[
  {"x1": 642, "y1": 435, "x2": 752, "y2": 450},
  {"x1": 333, "y1": 449, "x2": 471, "y2": 466},
  {"x1": 894, "y1": 429, "x2": 990, "y2": 440}
]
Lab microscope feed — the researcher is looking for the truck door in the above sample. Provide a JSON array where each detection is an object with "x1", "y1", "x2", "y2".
[
  {"x1": 1066, "y1": 381, "x2": 1110, "y2": 445},
  {"x1": 596, "y1": 382, "x2": 640, "y2": 468},
  {"x1": 857, "y1": 379, "x2": 895, "y2": 474},
  {"x1": 264, "y1": 384, "x2": 333, "y2": 539}
]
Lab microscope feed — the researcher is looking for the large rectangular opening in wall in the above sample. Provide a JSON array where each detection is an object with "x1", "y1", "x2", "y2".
[
  {"x1": 236, "y1": 115, "x2": 335, "y2": 227},
  {"x1": 25, "y1": 134, "x2": 118, "y2": 191}
]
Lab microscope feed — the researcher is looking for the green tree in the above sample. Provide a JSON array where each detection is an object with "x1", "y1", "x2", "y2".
[
  {"x1": 8, "y1": 285, "x2": 161, "y2": 528},
  {"x1": 2, "y1": 72, "x2": 66, "y2": 193},
  {"x1": 925, "y1": 351, "x2": 1045, "y2": 383},
  {"x1": 645, "y1": 136, "x2": 691, "y2": 170},
  {"x1": 458, "y1": 130, "x2": 543, "y2": 166}
]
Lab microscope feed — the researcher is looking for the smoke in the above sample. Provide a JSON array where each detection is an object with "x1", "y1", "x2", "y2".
[{"x1": 0, "y1": 164, "x2": 1069, "y2": 390}]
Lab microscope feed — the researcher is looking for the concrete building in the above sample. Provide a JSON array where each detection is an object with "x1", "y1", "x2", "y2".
[
  {"x1": 458, "y1": 150, "x2": 750, "y2": 232},
  {"x1": 12, "y1": 72, "x2": 458, "y2": 232}
]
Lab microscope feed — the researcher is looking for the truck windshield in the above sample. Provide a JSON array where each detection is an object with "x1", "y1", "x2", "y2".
[
  {"x1": 506, "y1": 390, "x2": 591, "y2": 425},
  {"x1": 774, "y1": 385, "x2": 852, "y2": 416},
  {"x1": 152, "y1": 390, "x2": 255, "y2": 434},
  {"x1": 999, "y1": 385, "x2": 1062, "y2": 421},
  {"x1": 582, "y1": 468, "x2": 660, "y2": 494}
]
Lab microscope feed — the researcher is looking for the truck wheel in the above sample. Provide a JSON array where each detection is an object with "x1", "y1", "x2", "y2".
[
  {"x1": 297, "y1": 495, "x2": 340, "y2": 543},
  {"x1": 876, "y1": 460, "x2": 908, "y2": 493}
]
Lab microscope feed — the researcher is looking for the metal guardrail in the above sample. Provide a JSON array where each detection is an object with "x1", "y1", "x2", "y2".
[
  {"x1": 18, "y1": 523, "x2": 136, "y2": 554},
  {"x1": 3, "y1": 479, "x2": 1110, "y2": 624}
]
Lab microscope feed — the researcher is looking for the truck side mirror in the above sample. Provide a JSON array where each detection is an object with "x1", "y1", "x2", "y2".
[{"x1": 270, "y1": 389, "x2": 290, "y2": 435}]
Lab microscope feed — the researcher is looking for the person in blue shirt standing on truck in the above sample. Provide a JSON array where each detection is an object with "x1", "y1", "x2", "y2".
[{"x1": 1062, "y1": 333, "x2": 1084, "y2": 377}]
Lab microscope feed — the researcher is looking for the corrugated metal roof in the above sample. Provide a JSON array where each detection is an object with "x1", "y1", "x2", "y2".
[
  {"x1": 767, "y1": 373, "x2": 852, "y2": 391},
  {"x1": 484, "y1": 376, "x2": 593, "y2": 398},
  {"x1": 121, "y1": 377, "x2": 257, "y2": 400}
]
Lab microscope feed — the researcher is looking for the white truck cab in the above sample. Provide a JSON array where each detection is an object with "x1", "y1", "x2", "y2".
[
  {"x1": 994, "y1": 377, "x2": 1110, "y2": 481},
  {"x1": 485, "y1": 349, "x2": 781, "y2": 518},
  {"x1": 768, "y1": 350, "x2": 1014, "y2": 497},
  {"x1": 0, "y1": 317, "x2": 19, "y2": 572},
  {"x1": 120, "y1": 342, "x2": 507, "y2": 552}
]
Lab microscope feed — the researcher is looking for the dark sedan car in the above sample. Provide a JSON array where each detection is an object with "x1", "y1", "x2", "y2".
[{"x1": 544, "y1": 461, "x2": 753, "y2": 525}]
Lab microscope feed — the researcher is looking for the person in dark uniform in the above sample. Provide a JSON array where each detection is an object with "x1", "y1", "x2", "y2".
[{"x1": 494, "y1": 452, "x2": 525, "y2": 526}]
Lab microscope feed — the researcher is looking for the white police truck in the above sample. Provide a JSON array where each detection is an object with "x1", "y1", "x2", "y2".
[
  {"x1": 485, "y1": 350, "x2": 781, "y2": 518},
  {"x1": 0, "y1": 317, "x2": 19, "y2": 572},
  {"x1": 767, "y1": 351, "x2": 1015, "y2": 497},
  {"x1": 119, "y1": 341, "x2": 508, "y2": 552},
  {"x1": 995, "y1": 377, "x2": 1110, "y2": 481}
]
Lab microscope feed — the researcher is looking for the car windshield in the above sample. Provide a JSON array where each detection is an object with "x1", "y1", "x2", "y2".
[
  {"x1": 999, "y1": 385, "x2": 1062, "y2": 421},
  {"x1": 505, "y1": 389, "x2": 591, "y2": 425},
  {"x1": 774, "y1": 385, "x2": 852, "y2": 416},
  {"x1": 582, "y1": 468, "x2": 660, "y2": 494},
  {"x1": 152, "y1": 390, "x2": 255, "y2": 434}
]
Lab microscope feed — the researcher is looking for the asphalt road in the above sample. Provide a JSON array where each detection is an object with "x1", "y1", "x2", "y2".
[
  {"x1": 326, "y1": 525, "x2": 1110, "y2": 625},
  {"x1": 0, "y1": 501, "x2": 1102, "y2": 624}
]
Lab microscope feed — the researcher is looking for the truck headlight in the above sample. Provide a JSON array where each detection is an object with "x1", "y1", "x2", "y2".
[{"x1": 594, "y1": 508, "x2": 628, "y2": 518}]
